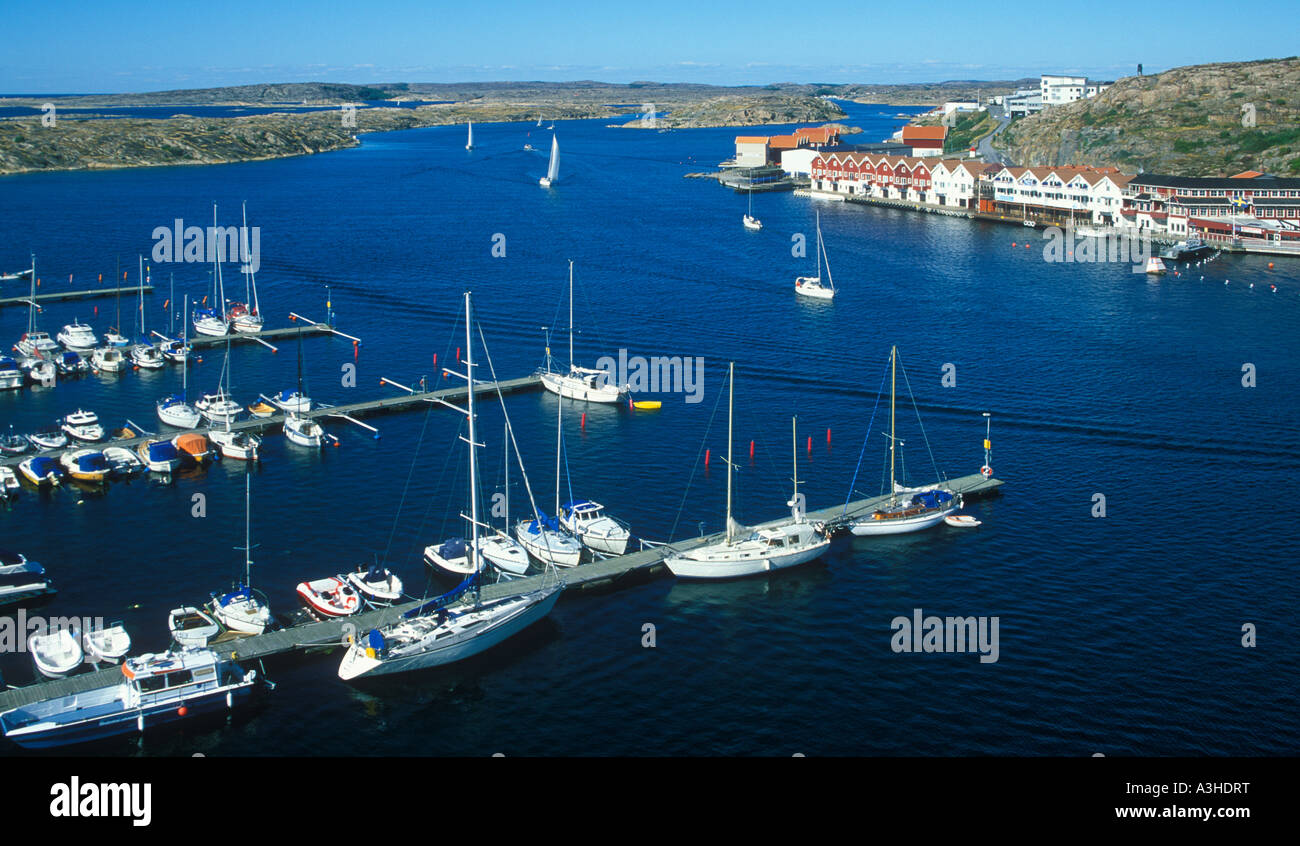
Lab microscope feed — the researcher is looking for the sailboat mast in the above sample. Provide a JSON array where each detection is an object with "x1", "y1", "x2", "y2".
[
  {"x1": 567, "y1": 260, "x2": 574, "y2": 369},
  {"x1": 725, "y1": 361, "x2": 734, "y2": 544},
  {"x1": 181, "y1": 295, "x2": 189, "y2": 397},
  {"x1": 241, "y1": 202, "x2": 251, "y2": 307},
  {"x1": 137, "y1": 255, "x2": 145, "y2": 338},
  {"x1": 464, "y1": 292, "x2": 481, "y2": 572},
  {"x1": 555, "y1": 389, "x2": 562, "y2": 517},
  {"x1": 244, "y1": 474, "x2": 252, "y2": 586},
  {"x1": 114, "y1": 256, "x2": 121, "y2": 333},
  {"x1": 791, "y1": 414, "x2": 798, "y2": 511},
  {"x1": 816, "y1": 211, "x2": 822, "y2": 281},
  {"x1": 27, "y1": 253, "x2": 35, "y2": 334},
  {"x1": 889, "y1": 345, "x2": 897, "y2": 496}
]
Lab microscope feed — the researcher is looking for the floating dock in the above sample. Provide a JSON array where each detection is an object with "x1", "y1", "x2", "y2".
[
  {"x1": 186, "y1": 322, "x2": 336, "y2": 350},
  {"x1": 0, "y1": 472, "x2": 1001, "y2": 712},
  {"x1": 0, "y1": 285, "x2": 153, "y2": 309}
]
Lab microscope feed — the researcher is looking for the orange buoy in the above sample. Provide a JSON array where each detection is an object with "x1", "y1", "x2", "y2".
[
  {"x1": 178, "y1": 706, "x2": 188, "y2": 717},
  {"x1": 705, "y1": 449, "x2": 710, "y2": 467},
  {"x1": 1012, "y1": 242, "x2": 1017, "y2": 247},
  {"x1": 1268, "y1": 262, "x2": 1274, "y2": 269},
  {"x1": 456, "y1": 347, "x2": 461, "y2": 362},
  {"x1": 432, "y1": 352, "x2": 437, "y2": 366}
]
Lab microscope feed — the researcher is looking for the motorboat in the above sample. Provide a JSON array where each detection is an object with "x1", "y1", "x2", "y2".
[
  {"x1": 24, "y1": 356, "x2": 56, "y2": 386},
  {"x1": 0, "y1": 356, "x2": 24, "y2": 390},
  {"x1": 0, "y1": 427, "x2": 30, "y2": 455},
  {"x1": 172, "y1": 432, "x2": 214, "y2": 464},
  {"x1": 266, "y1": 389, "x2": 312, "y2": 413},
  {"x1": 346, "y1": 562, "x2": 405, "y2": 607},
  {"x1": 59, "y1": 449, "x2": 111, "y2": 483},
  {"x1": 559, "y1": 500, "x2": 631, "y2": 555},
  {"x1": 159, "y1": 338, "x2": 191, "y2": 363},
  {"x1": 18, "y1": 456, "x2": 62, "y2": 486},
  {"x1": 57, "y1": 321, "x2": 98, "y2": 351},
  {"x1": 26, "y1": 428, "x2": 67, "y2": 451},
  {"x1": 210, "y1": 428, "x2": 260, "y2": 461},
  {"x1": 30, "y1": 626, "x2": 84, "y2": 678},
  {"x1": 1144, "y1": 257, "x2": 1168, "y2": 275},
  {"x1": 196, "y1": 390, "x2": 242, "y2": 423},
  {"x1": 137, "y1": 439, "x2": 182, "y2": 473},
  {"x1": 247, "y1": 400, "x2": 277, "y2": 418},
  {"x1": 514, "y1": 514, "x2": 583, "y2": 567},
  {"x1": 168, "y1": 606, "x2": 220, "y2": 648},
  {"x1": 296, "y1": 576, "x2": 361, "y2": 618},
  {"x1": 59, "y1": 409, "x2": 105, "y2": 442},
  {"x1": 130, "y1": 342, "x2": 166, "y2": 370},
  {"x1": 102, "y1": 446, "x2": 145, "y2": 477},
  {"x1": 0, "y1": 649, "x2": 258, "y2": 749},
  {"x1": 15, "y1": 331, "x2": 59, "y2": 358},
  {"x1": 90, "y1": 346, "x2": 128, "y2": 373},
  {"x1": 424, "y1": 537, "x2": 476, "y2": 576},
  {"x1": 0, "y1": 551, "x2": 56, "y2": 607},
  {"x1": 0, "y1": 467, "x2": 19, "y2": 499},
  {"x1": 53, "y1": 350, "x2": 90, "y2": 375},
  {"x1": 284, "y1": 413, "x2": 326, "y2": 448},
  {"x1": 82, "y1": 623, "x2": 131, "y2": 663}
]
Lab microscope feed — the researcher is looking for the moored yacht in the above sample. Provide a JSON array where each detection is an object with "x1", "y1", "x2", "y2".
[
  {"x1": 90, "y1": 346, "x2": 127, "y2": 373},
  {"x1": 57, "y1": 320, "x2": 98, "y2": 351},
  {"x1": 0, "y1": 551, "x2": 56, "y2": 608},
  {"x1": 0, "y1": 355, "x2": 24, "y2": 390},
  {"x1": 59, "y1": 409, "x2": 105, "y2": 442},
  {"x1": 559, "y1": 500, "x2": 631, "y2": 555}
]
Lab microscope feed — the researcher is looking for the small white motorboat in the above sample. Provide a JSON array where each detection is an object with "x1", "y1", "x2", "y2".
[
  {"x1": 29, "y1": 627, "x2": 84, "y2": 678},
  {"x1": 196, "y1": 390, "x2": 242, "y2": 423},
  {"x1": 129, "y1": 342, "x2": 166, "y2": 370},
  {"x1": 0, "y1": 427, "x2": 29, "y2": 455},
  {"x1": 82, "y1": 623, "x2": 131, "y2": 663},
  {"x1": 60, "y1": 409, "x2": 105, "y2": 442},
  {"x1": 266, "y1": 389, "x2": 312, "y2": 413},
  {"x1": 102, "y1": 446, "x2": 145, "y2": 477},
  {"x1": 0, "y1": 551, "x2": 55, "y2": 606},
  {"x1": 0, "y1": 356, "x2": 24, "y2": 390},
  {"x1": 944, "y1": 514, "x2": 982, "y2": 528},
  {"x1": 168, "y1": 606, "x2": 220, "y2": 648},
  {"x1": 284, "y1": 413, "x2": 326, "y2": 448},
  {"x1": 210, "y1": 428, "x2": 261, "y2": 461},
  {"x1": 15, "y1": 331, "x2": 59, "y2": 358},
  {"x1": 54, "y1": 351, "x2": 90, "y2": 376},
  {"x1": 346, "y1": 562, "x2": 404, "y2": 607},
  {"x1": 17, "y1": 456, "x2": 61, "y2": 486},
  {"x1": 24, "y1": 357, "x2": 56, "y2": 386},
  {"x1": 0, "y1": 467, "x2": 20, "y2": 499},
  {"x1": 296, "y1": 576, "x2": 361, "y2": 618},
  {"x1": 90, "y1": 346, "x2": 127, "y2": 373},
  {"x1": 159, "y1": 338, "x2": 191, "y2": 363},
  {"x1": 57, "y1": 321, "x2": 98, "y2": 351},
  {"x1": 26, "y1": 429, "x2": 68, "y2": 451},
  {"x1": 559, "y1": 500, "x2": 631, "y2": 555}
]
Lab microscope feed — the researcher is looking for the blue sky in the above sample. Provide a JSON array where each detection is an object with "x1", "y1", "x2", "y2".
[{"x1": 2, "y1": 0, "x2": 1296, "y2": 93}]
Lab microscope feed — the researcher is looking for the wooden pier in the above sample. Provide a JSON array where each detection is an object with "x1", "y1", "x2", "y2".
[
  {"x1": 0, "y1": 472, "x2": 1002, "y2": 712},
  {"x1": 186, "y1": 322, "x2": 336, "y2": 350},
  {"x1": 0, "y1": 285, "x2": 154, "y2": 309}
]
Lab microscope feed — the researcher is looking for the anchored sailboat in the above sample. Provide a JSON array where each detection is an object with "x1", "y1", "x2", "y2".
[
  {"x1": 129, "y1": 257, "x2": 165, "y2": 369},
  {"x1": 193, "y1": 205, "x2": 230, "y2": 337},
  {"x1": 665, "y1": 365, "x2": 831, "y2": 579},
  {"x1": 209, "y1": 475, "x2": 272, "y2": 634},
  {"x1": 743, "y1": 185, "x2": 762, "y2": 230},
  {"x1": 226, "y1": 202, "x2": 263, "y2": 333},
  {"x1": 157, "y1": 295, "x2": 202, "y2": 428},
  {"x1": 515, "y1": 389, "x2": 584, "y2": 567},
  {"x1": 539, "y1": 134, "x2": 560, "y2": 187},
  {"x1": 794, "y1": 209, "x2": 836, "y2": 300},
  {"x1": 538, "y1": 261, "x2": 627, "y2": 403}
]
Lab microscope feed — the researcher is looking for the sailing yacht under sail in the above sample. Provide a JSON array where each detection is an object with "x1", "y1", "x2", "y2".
[
  {"x1": 794, "y1": 210, "x2": 836, "y2": 300},
  {"x1": 465, "y1": 120, "x2": 474, "y2": 150},
  {"x1": 665, "y1": 365, "x2": 831, "y2": 579},
  {"x1": 539, "y1": 134, "x2": 560, "y2": 187},
  {"x1": 337, "y1": 292, "x2": 564, "y2": 681},
  {"x1": 845, "y1": 346, "x2": 960, "y2": 535},
  {"x1": 743, "y1": 185, "x2": 762, "y2": 230},
  {"x1": 539, "y1": 261, "x2": 627, "y2": 403}
]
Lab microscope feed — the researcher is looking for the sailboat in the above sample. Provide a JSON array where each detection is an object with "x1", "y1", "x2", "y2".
[
  {"x1": 209, "y1": 338, "x2": 261, "y2": 461},
  {"x1": 479, "y1": 423, "x2": 532, "y2": 578},
  {"x1": 15, "y1": 254, "x2": 59, "y2": 360},
  {"x1": 129, "y1": 257, "x2": 165, "y2": 369},
  {"x1": 794, "y1": 210, "x2": 836, "y2": 300},
  {"x1": 283, "y1": 327, "x2": 326, "y2": 448},
  {"x1": 157, "y1": 295, "x2": 203, "y2": 428},
  {"x1": 514, "y1": 391, "x2": 584, "y2": 567},
  {"x1": 208, "y1": 475, "x2": 272, "y2": 635},
  {"x1": 538, "y1": 261, "x2": 627, "y2": 403},
  {"x1": 157, "y1": 273, "x2": 191, "y2": 363},
  {"x1": 195, "y1": 343, "x2": 242, "y2": 424},
  {"x1": 104, "y1": 257, "x2": 130, "y2": 347},
  {"x1": 846, "y1": 346, "x2": 960, "y2": 535},
  {"x1": 743, "y1": 185, "x2": 762, "y2": 230},
  {"x1": 193, "y1": 205, "x2": 230, "y2": 337},
  {"x1": 539, "y1": 134, "x2": 560, "y2": 187},
  {"x1": 665, "y1": 365, "x2": 831, "y2": 579},
  {"x1": 226, "y1": 203, "x2": 264, "y2": 333},
  {"x1": 338, "y1": 291, "x2": 565, "y2": 681},
  {"x1": 465, "y1": 120, "x2": 474, "y2": 150}
]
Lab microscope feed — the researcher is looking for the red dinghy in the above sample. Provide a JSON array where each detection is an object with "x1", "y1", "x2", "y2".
[{"x1": 296, "y1": 576, "x2": 361, "y2": 618}]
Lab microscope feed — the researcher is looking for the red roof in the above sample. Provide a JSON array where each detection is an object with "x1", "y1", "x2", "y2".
[
  {"x1": 735, "y1": 136, "x2": 769, "y2": 144},
  {"x1": 902, "y1": 125, "x2": 948, "y2": 141}
]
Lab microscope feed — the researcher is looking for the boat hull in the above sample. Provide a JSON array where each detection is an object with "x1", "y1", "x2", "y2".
[
  {"x1": 540, "y1": 371, "x2": 623, "y2": 404},
  {"x1": 666, "y1": 536, "x2": 830, "y2": 579},
  {"x1": 849, "y1": 506, "x2": 954, "y2": 536}
]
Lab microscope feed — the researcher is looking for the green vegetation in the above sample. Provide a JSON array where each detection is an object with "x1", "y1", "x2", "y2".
[{"x1": 944, "y1": 110, "x2": 996, "y2": 153}]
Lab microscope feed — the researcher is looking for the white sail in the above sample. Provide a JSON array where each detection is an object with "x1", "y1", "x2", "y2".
[
  {"x1": 466, "y1": 120, "x2": 474, "y2": 150},
  {"x1": 546, "y1": 135, "x2": 560, "y2": 182}
]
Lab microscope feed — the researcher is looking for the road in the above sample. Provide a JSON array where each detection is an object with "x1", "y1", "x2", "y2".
[{"x1": 977, "y1": 104, "x2": 1014, "y2": 165}]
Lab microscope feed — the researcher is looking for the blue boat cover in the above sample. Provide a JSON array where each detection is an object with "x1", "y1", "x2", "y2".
[
  {"x1": 76, "y1": 453, "x2": 110, "y2": 472},
  {"x1": 403, "y1": 573, "x2": 476, "y2": 619},
  {"x1": 366, "y1": 628, "x2": 385, "y2": 650},
  {"x1": 217, "y1": 585, "x2": 251, "y2": 607},
  {"x1": 913, "y1": 490, "x2": 955, "y2": 508},
  {"x1": 364, "y1": 563, "x2": 386, "y2": 582},
  {"x1": 29, "y1": 457, "x2": 58, "y2": 475},
  {"x1": 438, "y1": 538, "x2": 467, "y2": 560},
  {"x1": 146, "y1": 441, "x2": 180, "y2": 461}
]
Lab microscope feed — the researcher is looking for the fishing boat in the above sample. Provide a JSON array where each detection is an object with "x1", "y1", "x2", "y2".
[
  {"x1": 0, "y1": 467, "x2": 19, "y2": 499},
  {"x1": 296, "y1": 576, "x2": 361, "y2": 618},
  {"x1": 82, "y1": 623, "x2": 131, "y2": 663},
  {"x1": 226, "y1": 203, "x2": 264, "y2": 333},
  {"x1": 59, "y1": 449, "x2": 111, "y2": 483},
  {"x1": 346, "y1": 561, "x2": 404, "y2": 607},
  {"x1": 846, "y1": 347, "x2": 960, "y2": 535},
  {"x1": 247, "y1": 400, "x2": 276, "y2": 418},
  {"x1": 137, "y1": 439, "x2": 182, "y2": 473},
  {"x1": 515, "y1": 388, "x2": 584, "y2": 567},
  {"x1": 29, "y1": 626, "x2": 83, "y2": 678},
  {"x1": 57, "y1": 320, "x2": 98, "y2": 351},
  {"x1": 26, "y1": 428, "x2": 67, "y2": 451},
  {"x1": 60, "y1": 409, "x2": 105, "y2": 442},
  {"x1": 559, "y1": 500, "x2": 631, "y2": 555},
  {"x1": 0, "y1": 355, "x2": 24, "y2": 390},
  {"x1": 173, "y1": 432, "x2": 214, "y2": 464},
  {"x1": 539, "y1": 134, "x2": 560, "y2": 187},
  {"x1": 193, "y1": 205, "x2": 230, "y2": 337},
  {"x1": 0, "y1": 551, "x2": 55, "y2": 607},
  {"x1": 743, "y1": 185, "x2": 762, "y2": 230},
  {"x1": 168, "y1": 606, "x2": 220, "y2": 648},
  {"x1": 102, "y1": 446, "x2": 145, "y2": 477},
  {"x1": 465, "y1": 120, "x2": 474, "y2": 150},
  {"x1": 666, "y1": 369, "x2": 831, "y2": 579},
  {"x1": 338, "y1": 292, "x2": 566, "y2": 681},
  {"x1": 0, "y1": 648, "x2": 258, "y2": 749},
  {"x1": 0, "y1": 427, "x2": 29, "y2": 455},
  {"x1": 53, "y1": 350, "x2": 89, "y2": 376},
  {"x1": 538, "y1": 261, "x2": 628, "y2": 403},
  {"x1": 90, "y1": 346, "x2": 127, "y2": 373},
  {"x1": 209, "y1": 476, "x2": 272, "y2": 634},
  {"x1": 794, "y1": 210, "x2": 836, "y2": 300}
]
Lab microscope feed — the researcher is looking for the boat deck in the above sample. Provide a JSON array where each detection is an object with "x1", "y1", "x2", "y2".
[{"x1": 0, "y1": 472, "x2": 1002, "y2": 713}]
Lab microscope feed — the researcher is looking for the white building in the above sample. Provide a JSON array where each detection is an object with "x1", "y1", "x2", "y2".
[
  {"x1": 733, "y1": 136, "x2": 769, "y2": 168},
  {"x1": 942, "y1": 101, "x2": 981, "y2": 116},
  {"x1": 780, "y1": 147, "x2": 819, "y2": 177},
  {"x1": 985, "y1": 165, "x2": 1132, "y2": 224},
  {"x1": 1005, "y1": 88, "x2": 1043, "y2": 117},
  {"x1": 1041, "y1": 74, "x2": 1112, "y2": 107}
]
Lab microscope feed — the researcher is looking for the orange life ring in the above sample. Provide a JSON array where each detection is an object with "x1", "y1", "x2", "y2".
[{"x1": 980, "y1": 465, "x2": 993, "y2": 478}]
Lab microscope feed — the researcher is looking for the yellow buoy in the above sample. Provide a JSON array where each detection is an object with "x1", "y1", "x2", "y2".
[{"x1": 632, "y1": 400, "x2": 662, "y2": 410}]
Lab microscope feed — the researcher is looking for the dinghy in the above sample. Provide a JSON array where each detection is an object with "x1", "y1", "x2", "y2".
[
  {"x1": 172, "y1": 432, "x2": 214, "y2": 464},
  {"x1": 102, "y1": 446, "x2": 145, "y2": 477},
  {"x1": 168, "y1": 606, "x2": 219, "y2": 648},
  {"x1": 247, "y1": 400, "x2": 277, "y2": 418},
  {"x1": 18, "y1": 456, "x2": 61, "y2": 486},
  {"x1": 82, "y1": 623, "x2": 131, "y2": 663},
  {"x1": 296, "y1": 576, "x2": 361, "y2": 618},
  {"x1": 29, "y1": 627, "x2": 83, "y2": 678},
  {"x1": 944, "y1": 514, "x2": 982, "y2": 528},
  {"x1": 0, "y1": 551, "x2": 55, "y2": 608},
  {"x1": 347, "y1": 562, "x2": 404, "y2": 607}
]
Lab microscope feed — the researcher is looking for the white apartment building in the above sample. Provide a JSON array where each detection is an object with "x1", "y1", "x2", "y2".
[{"x1": 985, "y1": 165, "x2": 1132, "y2": 224}]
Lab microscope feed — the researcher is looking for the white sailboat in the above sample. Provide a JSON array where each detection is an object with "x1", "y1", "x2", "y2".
[
  {"x1": 196, "y1": 343, "x2": 242, "y2": 424},
  {"x1": 515, "y1": 392, "x2": 584, "y2": 567},
  {"x1": 209, "y1": 475, "x2": 272, "y2": 634},
  {"x1": 465, "y1": 120, "x2": 474, "y2": 150},
  {"x1": 337, "y1": 291, "x2": 565, "y2": 681},
  {"x1": 479, "y1": 424, "x2": 532, "y2": 578},
  {"x1": 743, "y1": 185, "x2": 762, "y2": 230},
  {"x1": 539, "y1": 261, "x2": 627, "y2": 403},
  {"x1": 104, "y1": 257, "x2": 130, "y2": 347},
  {"x1": 193, "y1": 205, "x2": 230, "y2": 337},
  {"x1": 665, "y1": 365, "x2": 831, "y2": 579},
  {"x1": 282, "y1": 327, "x2": 327, "y2": 448},
  {"x1": 846, "y1": 346, "x2": 960, "y2": 536},
  {"x1": 794, "y1": 210, "x2": 836, "y2": 300},
  {"x1": 15, "y1": 254, "x2": 60, "y2": 359},
  {"x1": 539, "y1": 134, "x2": 560, "y2": 187},
  {"x1": 129, "y1": 257, "x2": 165, "y2": 369},
  {"x1": 157, "y1": 294, "x2": 203, "y2": 428},
  {"x1": 209, "y1": 338, "x2": 261, "y2": 460},
  {"x1": 227, "y1": 203, "x2": 264, "y2": 333}
]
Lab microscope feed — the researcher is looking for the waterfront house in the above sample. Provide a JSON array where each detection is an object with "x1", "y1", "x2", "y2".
[{"x1": 901, "y1": 125, "x2": 947, "y2": 157}]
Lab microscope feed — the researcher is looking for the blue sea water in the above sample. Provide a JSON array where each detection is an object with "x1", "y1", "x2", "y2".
[{"x1": 0, "y1": 101, "x2": 1296, "y2": 756}]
